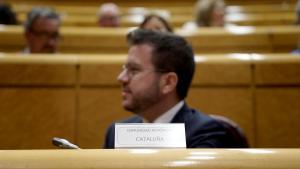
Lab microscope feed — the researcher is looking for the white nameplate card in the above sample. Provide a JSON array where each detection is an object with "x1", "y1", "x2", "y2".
[{"x1": 115, "y1": 123, "x2": 186, "y2": 148}]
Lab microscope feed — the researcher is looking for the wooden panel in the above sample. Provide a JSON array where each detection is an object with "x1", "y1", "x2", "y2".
[
  {"x1": 0, "y1": 26, "x2": 24, "y2": 53},
  {"x1": 79, "y1": 58, "x2": 252, "y2": 86},
  {"x1": 60, "y1": 27, "x2": 128, "y2": 54},
  {"x1": 193, "y1": 63, "x2": 252, "y2": 85},
  {"x1": 78, "y1": 88, "x2": 131, "y2": 148},
  {"x1": 227, "y1": 4, "x2": 295, "y2": 14},
  {"x1": 0, "y1": 88, "x2": 76, "y2": 149},
  {"x1": 2, "y1": 26, "x2": 300, "y2": 54},
  {"x1": 0, "y1": 64, "x2": 76, "y2": 85},
  {"x1": 187, "y1": 88, "x2": 254, "y2": 146},
  {"x1": 270, "y1": 26, "x2": 300, "y2": 52},
  {"x1": 80, "y1": 64, "x2": 123, "y2": 85},
  {"x1": 181, "y1": 28, "x2": 272, "y2": 53},
  {"x1": 256, "y1": 88, "x2": 300, "y2": 147},
  {"x1": 255, "y1": 63, "x2": 300, "y2": 85},
  {"x1": 226, "y1": 13, "x2": 295, "y2": 26}
]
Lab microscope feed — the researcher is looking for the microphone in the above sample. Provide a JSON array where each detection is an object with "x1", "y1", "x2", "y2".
[{"x1": 52, "y1": 137, "x2": 80, "y2": 149}]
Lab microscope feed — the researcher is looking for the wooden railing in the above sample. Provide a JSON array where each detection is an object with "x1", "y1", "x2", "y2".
[
  {"x1": 1, "y1": 25, "x2": 300, "y2": 54},
  {"x1": 0, "y1": 54, "x2": 300, "y2": 149}
]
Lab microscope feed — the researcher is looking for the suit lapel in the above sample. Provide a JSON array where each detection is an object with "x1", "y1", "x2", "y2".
[{"x1": 170, "y1": 103, "x2": 190, "y2": 123}]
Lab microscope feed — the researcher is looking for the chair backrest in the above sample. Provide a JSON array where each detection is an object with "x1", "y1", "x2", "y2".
[{"x1": 210, "y1": 114, "x2": 250, "y2": 148}]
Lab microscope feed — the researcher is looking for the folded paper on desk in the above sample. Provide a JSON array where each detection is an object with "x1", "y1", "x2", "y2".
[{"x1": 115, "y1": 123, "x2": 186, "y2": 148}]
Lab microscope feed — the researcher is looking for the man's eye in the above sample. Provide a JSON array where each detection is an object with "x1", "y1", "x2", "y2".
[{"x1": 128, "y1": 67, "x2": 139, "y2": 74}]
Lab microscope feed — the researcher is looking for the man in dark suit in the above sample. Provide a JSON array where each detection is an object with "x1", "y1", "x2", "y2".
[{"x1": 104, "y1": 29, "x2": 246, "y2": 148}]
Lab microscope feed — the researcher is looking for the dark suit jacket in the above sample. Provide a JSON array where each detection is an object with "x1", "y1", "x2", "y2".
[{"x1": 103, "y1": 103, "x2": 245, "y2": 148}]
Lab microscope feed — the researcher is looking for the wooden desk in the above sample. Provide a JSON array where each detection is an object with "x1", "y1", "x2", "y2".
[{"x1": 0, "y1": 149, "x2": 299, "y2": 169}]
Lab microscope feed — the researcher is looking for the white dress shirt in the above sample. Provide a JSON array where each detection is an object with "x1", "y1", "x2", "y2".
[{"x1": 142, "y1": 100, "x2": 184, "y2": 123}]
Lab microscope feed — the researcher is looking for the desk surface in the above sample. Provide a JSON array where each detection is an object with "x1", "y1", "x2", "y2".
[{"x1": 0, "y1": 149, "x2": 299, "y2": 169}]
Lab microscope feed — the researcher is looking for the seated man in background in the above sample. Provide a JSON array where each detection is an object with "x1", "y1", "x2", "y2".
[
  {"x1": 103, "y1": 29, "x2": 248, "y2": 148},
  {"x1": 97, "y1": 3, "x2": 120, "y2": 27},
  {"x1": 23, "y1": 7, "x2": 61, "y2": 53}
]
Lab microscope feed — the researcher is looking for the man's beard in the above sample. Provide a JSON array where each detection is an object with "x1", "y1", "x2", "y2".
[{"x1": 124, "y1": 81, "x2": 161, "y2": 115}]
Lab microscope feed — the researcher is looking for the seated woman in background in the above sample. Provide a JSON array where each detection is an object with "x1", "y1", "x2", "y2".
[
  {"x1": 183, "y1": 0, "x2": 226, "y2": 30},
  {"x1": 139, "y1": 14, "x2": 173, "y2": 32}
]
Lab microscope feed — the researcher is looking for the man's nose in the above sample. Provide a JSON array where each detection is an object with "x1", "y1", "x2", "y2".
[{"x1": 117, "y1": 69, "x2": 129, "y2": 84}]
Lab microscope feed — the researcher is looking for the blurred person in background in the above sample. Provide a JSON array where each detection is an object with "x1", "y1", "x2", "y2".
[
  {"x1": 23, "y1": 7, "x2": 61, "y2": 53},
  {"x1": 196, "y1": 0, "x2": 226, "y2": 27},
  {"x1": 291, "y1": 0, "x2": 300, "y2": 54},
  {"x1": 0, "y1": 3, "x2": 18, "y2": 25},
  {"x1": 295, "y1": 0, "x2": 300, "y2": 24},
  {"x1": 183, "y1": 0, "x2": 226, "y2": 30},
  {"x1": 97, "y1": 3, "x2": 120, "y2": 27},
  {"x1": 139, "y1": 14, "x2": 173, "y2": 32}
]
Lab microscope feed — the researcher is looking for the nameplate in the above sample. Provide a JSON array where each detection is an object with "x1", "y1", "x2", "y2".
[{"x1": 115, "y1": 123, "x2": 186, "y2": 148}]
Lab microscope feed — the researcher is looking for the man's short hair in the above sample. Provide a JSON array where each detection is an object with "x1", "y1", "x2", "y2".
[
  {"x1": 24, "y1": 7, "x2": 60, "y2": 31},
  {"x1": 127, "y1": 29, "x2": 195, "y2": 100}
]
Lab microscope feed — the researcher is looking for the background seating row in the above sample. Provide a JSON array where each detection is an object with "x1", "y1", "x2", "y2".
[
  {"x1": 5, "y1": 0, "x2": 297, "y2": 7},
  {"x1": 0, "y1": 25, "x2": 299, "y2": 54},
  {"x1": 10, "y1": 3, "x2": 298, "y2": 27},
  {"x1": 14, "y1": 11, "x2": 296, "y2": 27}
]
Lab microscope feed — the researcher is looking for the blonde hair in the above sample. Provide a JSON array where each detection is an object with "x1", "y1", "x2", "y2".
[{"x1": 195, "y1": 0, "x2": 225, "y2": 27}]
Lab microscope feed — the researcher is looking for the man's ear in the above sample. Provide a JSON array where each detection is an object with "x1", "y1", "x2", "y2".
[{"x1": 160, "y1": 72, "x2": 178, "y2": 95}]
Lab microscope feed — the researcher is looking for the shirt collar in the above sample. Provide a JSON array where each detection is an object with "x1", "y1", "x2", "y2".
[{"x1": 145, "y1": 100, "x2": 184, "y2": 123}]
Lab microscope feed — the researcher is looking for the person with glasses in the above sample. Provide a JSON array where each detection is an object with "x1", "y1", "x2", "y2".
[
  {"x1": 103, "y1": 29, "x2": 247, "y2": 148},
  {"x1": 23, "y1": 7, "x2": 61, "y2": 53}
]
